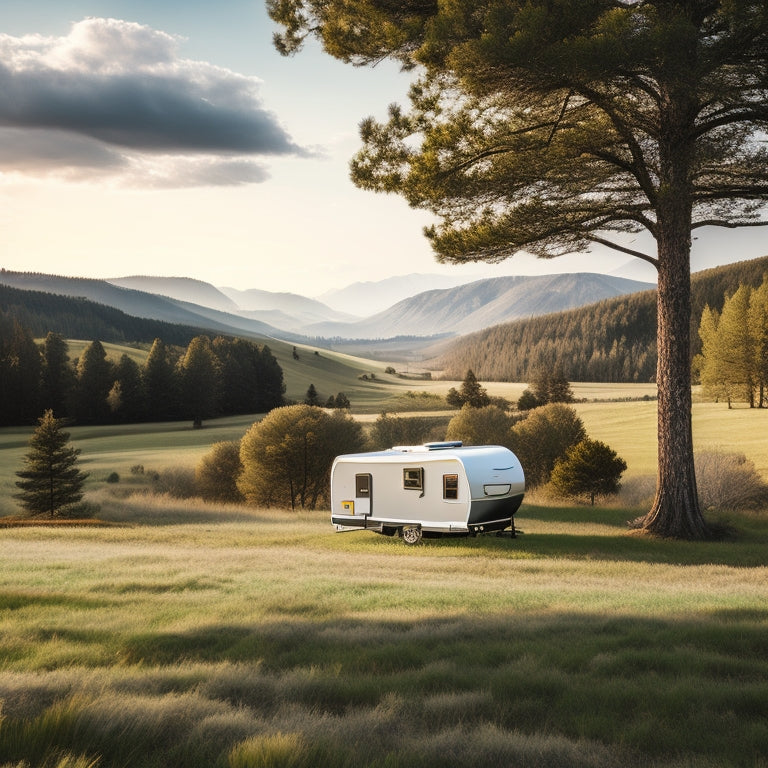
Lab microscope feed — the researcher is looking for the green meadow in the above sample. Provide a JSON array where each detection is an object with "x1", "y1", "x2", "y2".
[
  {"x1": 2, "y1": 382, "x2": 768, "y2": 767},
  {"x1": 1, "y1": 498, "x2": 768, "y2": 768}
]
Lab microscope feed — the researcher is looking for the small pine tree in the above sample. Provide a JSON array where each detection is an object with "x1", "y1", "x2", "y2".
[
  {"x1": 550, "y1": 438, "x2": 627, "y2": 505},
  {"x1": 447, "y1": 369, "x2": 490, "y2": 409},
  {"x1": 334, "y1": 392, "x2": 351, "y2": 409},
  {"x1": 14, "y1": 410, "x2": 89, "y2": 518},
  {"x1": 304, "y1": 383, "x2": 321, "y2": 406}
]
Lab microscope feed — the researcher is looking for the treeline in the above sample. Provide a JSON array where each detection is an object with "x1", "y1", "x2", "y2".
[
  {"x1": 696, "y1": 279, "x2": 768, "y2": 407},
  {"x1": 438, "y1": 255, "x2": 768, "y2": 382},
  {"x1": 0, "y1": 320, "x2": 285, "y2": 427},
  {"x1": 0, "y1": 283, "x2": 205, "y2": 346}
]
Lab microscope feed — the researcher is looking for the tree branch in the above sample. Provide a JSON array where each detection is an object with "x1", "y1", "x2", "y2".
[{"x1": 589, "y1": 235, "x2": 658, "y2": 267}]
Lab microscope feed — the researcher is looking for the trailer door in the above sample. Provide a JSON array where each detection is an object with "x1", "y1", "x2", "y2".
[{"x1": 355, "y1": 473, "x2": 372, "y2": 516}]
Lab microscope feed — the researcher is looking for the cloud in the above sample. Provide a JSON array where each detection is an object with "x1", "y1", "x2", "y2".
[{"x1": 0, "y1": 18, "x2": 309, "y2": 186}]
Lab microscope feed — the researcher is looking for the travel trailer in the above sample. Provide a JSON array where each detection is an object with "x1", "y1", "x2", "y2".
[{"x1": 330, "y1": 442, "x2": 525, "y2": 544}]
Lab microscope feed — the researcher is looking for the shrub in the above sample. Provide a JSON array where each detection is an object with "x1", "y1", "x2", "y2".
[
  {"x1": 517, "y1": 389, "x2": 540, "y2": 411},
  {"x1": 105, "y1": 472, "x2": 120, "y2": 484},
  {"x1": 695, "y1": 450, "x2": 768, "y2": 511},
  {"x1": 445, "y1": 404, "x2": 514, "y2": 447},
  {"x1": 369, "y1": 413, "x2": 436, "y2": 450},
  {"x1": 196, "y1": 441, "x2": 244, "y2": 504},
  {"x1": 550, "y1": 438, "x2": 627, "y2": 505},
  {"x1": 238, "y1": 405, "x2": 366, "y2": 510},
  {"x1": 153, "y1": 467, "x2": 198, "y2": 499},
  {"x1": 509, "y1": 403, "x2": 586, "y2": 487}
]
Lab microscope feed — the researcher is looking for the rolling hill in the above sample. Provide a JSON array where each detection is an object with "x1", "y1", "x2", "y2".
[{"x1": 0, "y1": 270, "x2": 287, "y2": 340}]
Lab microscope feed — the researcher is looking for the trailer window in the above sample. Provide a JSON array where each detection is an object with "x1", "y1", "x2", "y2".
[
  {"x1": 443, "y1": 474, "x2": 459, "y2": 500},
  {"x1": 403, "y1": 467, "x2": 424, "y2": 490}
]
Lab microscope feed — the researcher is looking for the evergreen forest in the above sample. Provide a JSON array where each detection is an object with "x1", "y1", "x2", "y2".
[
  {"x1": 438, "y1": 257, "x2": 768, "y2": 383},
  {"x1": 0, "y1": 322, "x2": 285, "y2": 427}
]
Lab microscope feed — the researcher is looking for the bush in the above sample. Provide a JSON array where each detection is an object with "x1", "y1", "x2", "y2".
[
  {"x1": 369, "y1": 413, "x2": 437, "y2": 450},
  {"x1": 695, "y1": 450, "x2": 768, "y2": 511},
  {"x1": 550, "y1": 438, "x2": 627, "y2": 505},
  {"x1": 238, "y1": 405, "x2": 366, "y2": 510},
  {"x1": 517, "y1": 389, "x2": 540, "y2": 411},
  {"x1": 153, "y1": 467, "x2": 198, "y2": 499},
  {"x1": 509, "y1": 403, "x2": 586, "y2": 487},
  {"x1": 196, "y1": 441, "x2": 244, "y2": 503},
  {"x1": 105, "y1": 472, "x2": 120, "y2": 484},
  {"x1": 445, "y1": 404, "x2": 515, "y2": 447}
]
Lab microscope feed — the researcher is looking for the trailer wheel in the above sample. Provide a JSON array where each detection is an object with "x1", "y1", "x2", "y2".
[{"x1": 402, "y1": 525, "x2": 422, "y2": 545}]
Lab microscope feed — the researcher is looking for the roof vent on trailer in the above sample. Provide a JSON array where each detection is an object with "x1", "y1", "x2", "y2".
[{"x1": 424, "y1": 441, "x2": 463, "y2": 450}]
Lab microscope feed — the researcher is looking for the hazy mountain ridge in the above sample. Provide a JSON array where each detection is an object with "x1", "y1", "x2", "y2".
[
  {"x1": 108, "y1": 276, "x2": 241, "y2": 314},
  {"x1": 0, "y1": 269, "x2": 653, "y2": 348},
  {"x1": 305, "y1": 273, "x2": 654, "y2": 338},
  {"x1": 109, "y1": 275, "x2": 359, "y2": 332},
  {"x1": 318, "y1": 273, "x2": 486, "y2": 316}
]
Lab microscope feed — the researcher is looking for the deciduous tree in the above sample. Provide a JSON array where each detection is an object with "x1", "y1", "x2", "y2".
[
  {"x1": 238, "y1": 405, "x2": 366, "y2": 510},
  {"x1": 509, "y1": 403, "x2": 586, "y2": 488},
  {"x1": 196, "y1": 440, "x2": 244, "y2": 503},
  {"x1": 445, "y1": 404, "x2": 515, "y2": 447},
  {"x1": 270, "y1": 0, "x2": 768, "y2": 538}
]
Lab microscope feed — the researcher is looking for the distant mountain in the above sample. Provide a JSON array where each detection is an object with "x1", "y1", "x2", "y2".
[
  {"x1": 108, "y1": 275, "x2": 355, "y2": 334},
  {"x1": 0, "y1": 271, "x2": 287, "y2": 340},
  {"x1": 318, "y1": 273, "x2": 484, "y2": 316},
  {"x1": 219, "y1": 286, "x2": 357, "y2": 332},
  {"x1": 108, "y1": 276, "x2": 240, "y2": 314},
  {"x1": 306, "y1": 273, "x2": 654, "y2": 339}
]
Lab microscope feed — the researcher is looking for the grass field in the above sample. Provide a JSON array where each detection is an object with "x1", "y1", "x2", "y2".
[
  {"x1": 3, "y1": 381, "x2": 768, "y2": 766},
  {"x1": 1, "y1": 495, "x2": 768, "y2": 768}
]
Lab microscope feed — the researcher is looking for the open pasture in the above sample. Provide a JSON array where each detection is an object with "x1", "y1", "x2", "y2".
[{"x1": 1, "y1": 496, "x2": 768, "y2": 767}]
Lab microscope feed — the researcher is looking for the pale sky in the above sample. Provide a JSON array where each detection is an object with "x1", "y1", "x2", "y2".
[{"x1": 0, "y1": 1, "x2": 764, "y2": 297}]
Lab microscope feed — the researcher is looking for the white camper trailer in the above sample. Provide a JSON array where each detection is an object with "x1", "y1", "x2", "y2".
[{"x1": 330, "y1": 442, "x2": 525, "y2": 544}]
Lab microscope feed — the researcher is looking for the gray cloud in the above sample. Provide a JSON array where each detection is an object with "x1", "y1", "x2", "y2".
[{"x1": 0, "y1": 18, "x2": 309, "y2": 186}]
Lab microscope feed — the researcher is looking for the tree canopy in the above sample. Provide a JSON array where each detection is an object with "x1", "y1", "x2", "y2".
[{"x1": 270, "y1": 0, "x2": 768, "y2": 538}]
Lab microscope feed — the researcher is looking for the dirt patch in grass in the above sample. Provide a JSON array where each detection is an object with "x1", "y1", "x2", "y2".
[{"x1": 0, "y1": 517, "x2": 120, "y2": 528}]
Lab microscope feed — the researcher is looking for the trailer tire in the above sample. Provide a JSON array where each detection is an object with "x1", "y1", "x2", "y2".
[{"x1": 402, "y1": 525, "x2": 422, "y2": 545}]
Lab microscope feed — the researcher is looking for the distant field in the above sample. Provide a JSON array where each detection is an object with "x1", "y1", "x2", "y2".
[{"x1": 1, "y1": 498, "x2": 767, "y2": 767}]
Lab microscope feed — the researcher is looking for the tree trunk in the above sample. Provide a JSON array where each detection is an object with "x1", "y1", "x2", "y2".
[
  {"x1": 634, "y1": 175, "x2": 709, "y2": 538},
  {"x1": 635, "y1": 246, "x2": 708, "y2": 538},
  {"x1": 633, "y1": 76, "x2": 711, "y2": 540}
]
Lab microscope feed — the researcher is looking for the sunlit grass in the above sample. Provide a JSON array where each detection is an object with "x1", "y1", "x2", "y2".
[
  {"x1": 2, "y1": 393, "x2": 768, "y2": 767},
  {"x1": 1, "y1": 494, "x2": 768, "y2": 767}
]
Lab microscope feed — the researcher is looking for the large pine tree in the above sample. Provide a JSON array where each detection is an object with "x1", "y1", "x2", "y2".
[
  {"x1": 15, "y1": 410, "x2": 89, "y2": 518},
  {"x1": 270, "y1": 0, "x2": 768, "y2": 538}
]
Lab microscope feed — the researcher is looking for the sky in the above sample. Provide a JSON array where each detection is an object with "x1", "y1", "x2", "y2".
[{"x1": 0, "y1": 2, "x2": 765, "y2": 299}]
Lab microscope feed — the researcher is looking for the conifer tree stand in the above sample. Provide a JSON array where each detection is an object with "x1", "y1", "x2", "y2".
[{"x1": 269, "y1": 0, "x2": 768, "y2": 539}]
